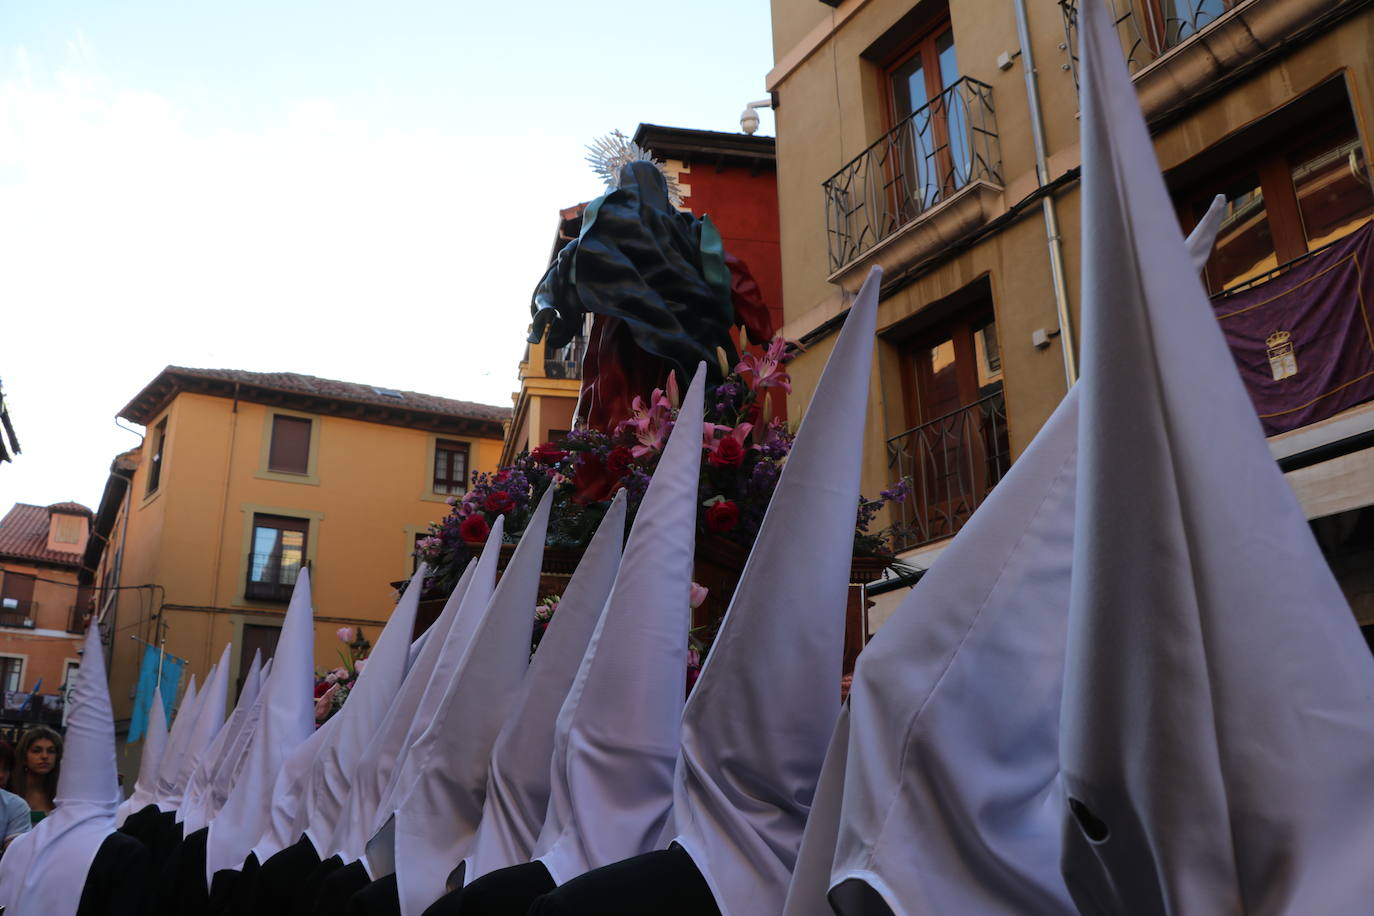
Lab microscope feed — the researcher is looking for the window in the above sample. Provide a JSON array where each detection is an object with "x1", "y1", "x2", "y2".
[
  {"x1": 433, "y1": 440, "x2": 469, "y2": 496},
  {"x1": 0, "y1": 657, "x2": 22, "y2": 694},
  {"x1": 52, "y1": 514, "x2": 82, "y2": 545},
  {"x1": 1173, "y1": 82, "x2": 1374, "y2": 293},
  {"x1": 887, "y1": 280, "x2": 1010, "y2": 549},
  {"x1": 0, "y1": 573, "x2": 35, "y2": 625},
  {"x1": 246, "y1": 514, "x2": 308, "y2": 602},
  {"x1": 146, "y1": 418, "x2": 167, "y2": 495},
  {"x1": 883, "y1": 12, "x2": 965, "y2": 206},
  {"x1": 268, "y1": 415, "x2": 312, "y2": 475}
]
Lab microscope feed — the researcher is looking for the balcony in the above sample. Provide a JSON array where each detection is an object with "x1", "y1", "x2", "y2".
[
  {"x1": 0, "y1": 601, "x2": 36, "y2": 629},
  {"x1": 245, "y1": 553, "x2": 308, "y2": 603},
  {"x1": 823, "y1": 77, "x2": 1002, "y2": 275},
  {"x1": 543, "y1": 333, "x2": 586, "y2": 380},
  {"x1": 886, "y1": 390, "x2": 1011, "y2": 552},
  {"x1": 1058, "y1": 0, "x2": 1242, "y2": 77}
]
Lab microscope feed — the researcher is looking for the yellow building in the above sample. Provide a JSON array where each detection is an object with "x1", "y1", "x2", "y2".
[
  {"x1": 768, "y1": 0, "x2": 1374, "y2": 630},
  {"x1": 90, "y1": 367, "x2": 508, "y2": 761}
]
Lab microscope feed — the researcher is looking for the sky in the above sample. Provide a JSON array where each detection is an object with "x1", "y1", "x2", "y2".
[{"x1": 0, "y1": 0, "x2": 777, "y2": 511}]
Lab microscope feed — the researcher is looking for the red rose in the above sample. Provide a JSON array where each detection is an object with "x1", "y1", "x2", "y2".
[
  {"x1": 605, "y1": 445, "x2": 635, "y2": 480},
  {"x1": 531, "y1": 442, "x2": 568, "y2": 465},
  {"x1": 572, "y1": 453, "x2": 614, "y2": 505},
  {"x1": 708, "y1": 437, "x2": 745, "y2": 468},
  {"x1": 494, "y1": 469, "x2": 512, "y2": 483},
  {"x1": 484, "y1": 490, "x2": 516, "y2": 514},
  {"x1": 705, "y1": 499, "x2": 739, "y2": 533},
  {"x1": 459, "y1": 513, "x2": 491, "y2": 543}
]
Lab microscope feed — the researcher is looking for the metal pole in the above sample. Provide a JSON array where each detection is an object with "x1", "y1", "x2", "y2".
[{"x1": 1014, "y1": 0, "x2": 1079, "y2": 387}]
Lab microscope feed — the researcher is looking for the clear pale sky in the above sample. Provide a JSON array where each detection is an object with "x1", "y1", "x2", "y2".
[{"x1": 0, "y1": 0, "x2": 777, "y2": 510}]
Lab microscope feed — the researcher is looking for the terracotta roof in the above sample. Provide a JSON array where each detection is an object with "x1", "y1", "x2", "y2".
[
  {"x1": 0, "y1": 503, "x2": 88, "y2": 567},
  {"x1": 46, "y1": 502, "x2": 93, "y2": 517},
  {"x1": 119, "y1": 367, "x2": 511, "y2": 437}
]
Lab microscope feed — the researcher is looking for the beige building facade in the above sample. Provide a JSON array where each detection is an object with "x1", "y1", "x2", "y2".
[{"x1": 768, "y1": 0, "x2": 1374, "y2": 629}]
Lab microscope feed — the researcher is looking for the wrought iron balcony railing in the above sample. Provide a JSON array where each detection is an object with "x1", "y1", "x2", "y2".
[
  {"x1": 1058, "y1": 0, "x2": 1247, "y2": 84},
  {"x1": 245, "y1": 553, "x2": 308, "y2": 603},
  {"x1": 0, "y1": 601, "x2": 36, "y2": 629},
  {"x1": 544, "y1": 333, "x2": 586, "y2": 380},
  {"x1": 886, "y1": 390, "x2": 1011, "y2": 552},
  {"x1": 823, "y1": 77, "x2": 1002, "y2": 273}
]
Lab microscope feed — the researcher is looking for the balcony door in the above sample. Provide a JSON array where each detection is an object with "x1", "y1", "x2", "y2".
[
  {"x1": 895, "y1": 307, "x2": 1008, "y2": 546},
  {"x1": 885, "y1": 19, "x2": 965, "y2": 209}
]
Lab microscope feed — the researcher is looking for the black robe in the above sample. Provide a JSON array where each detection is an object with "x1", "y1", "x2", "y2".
[
  {"x1": 421, "y1": 861, "x2": 555, "y2": 916},
  {"x1": 345, "y1": 872, "x2": 399, "y2": 916},
  {"x1": 156, "y1": 825, "x2": 209, "y2": 915},
  {"x1": 525, "y1": 847, "x2": 720, "y2": 916},
  {"x1": 74, "y1": 831, "x2": 153, "y2": 916},
  {"x1": 249, "y1": 834, "x2": 321, "y2": 915},
  {"x1": 308, "y1": 858, "x2": 368, "y2": 916}
]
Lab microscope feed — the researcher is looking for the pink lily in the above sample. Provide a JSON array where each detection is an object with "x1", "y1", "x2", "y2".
[
  {"x1": 616, "y1": 388, "x2": 675, "y2": 457},
  {"x1": 736, "y1": 337, "x2": 793, "y2": 394}
]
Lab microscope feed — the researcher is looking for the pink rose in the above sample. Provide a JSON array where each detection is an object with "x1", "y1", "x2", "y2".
[
  {"x1": 336, "y1": 626, "x2": 355, "y2": 644},
  {"x1": 689, "y1": 583, "x2": 709, "y2": 609}
]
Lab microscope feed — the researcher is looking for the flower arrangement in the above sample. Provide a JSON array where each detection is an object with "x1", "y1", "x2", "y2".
[
  {"x1": 313, "y1": 626, "x2": 367, "y2": 726},
  {"x1": 414, "y1": 337, "x2": 911, "y2": 599}
]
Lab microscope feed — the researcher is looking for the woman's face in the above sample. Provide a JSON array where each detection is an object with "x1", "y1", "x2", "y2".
[{"x1": 26, "y1": 739, "x2": 57, "y2": 776}]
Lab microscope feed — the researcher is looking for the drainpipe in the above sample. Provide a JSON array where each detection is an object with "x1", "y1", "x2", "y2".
[{"x1": 1013, "y1": 0, "x2": 1078, "y2": 387}]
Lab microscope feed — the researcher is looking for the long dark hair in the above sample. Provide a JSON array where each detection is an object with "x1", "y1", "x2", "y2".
[{"x1": 13, "y1": 726, "x2": 62, "y2": 805}]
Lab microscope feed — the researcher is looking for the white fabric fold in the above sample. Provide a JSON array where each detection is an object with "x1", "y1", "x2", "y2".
[
  {"x1": 793, "y1": 174, "x2": 1227, "y2": 916},
  {"x1": 206, "y1": 568, "x2": 316, "y2": 883},
  {"x1": 151, "y1": 674, "x2": 199, "y2": 810},
  {"x1": 386, "y1": 490, "x2": 554, "y2": 916},
  {"x1": 1060, "y1": 1, "x2": 1374, "y2": 910},
  {"x1": 359, "y1": 520, "x2": 505, "y2": 878},
  {"x1": 533, "y1": 363, "x2": 705, "y2": 884},
  {"x1": 258, "y1": 564, "x2": 427, "y2": 861},
  {"x1": 179, "y1": 650, "x2": 265, "y2": 834},
  {"x1": 326, "y1": 559, "x2": 479, "y2": 864},
  {"x1": 115, "y1": 685, "x2": 169, "y2": 827},
  {"x1": 671, "y1": 265, "x2": 881, "y2": 916},
  {"x1": 0, "y1": 622, "x2": 120, "y2": 916},
  {"x1": 163, "y1": 644, "x2": 231, "y2": 811},
  {"x1": 781, "y1": 705, "x2": 850, "y2": 916},
  {"x1": 198, "y1": 659, "x2": 272, "y2": 831},
  {"x1": 463, "y1": 491, "x2": 627, "y2": 884}
]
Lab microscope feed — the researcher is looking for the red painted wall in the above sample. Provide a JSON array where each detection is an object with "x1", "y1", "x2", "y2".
[{"x1": 679, "y1": 165, "x2": 784, "y2": 337}]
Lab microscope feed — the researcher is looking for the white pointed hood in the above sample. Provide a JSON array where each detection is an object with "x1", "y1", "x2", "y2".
[
  {"x1": 781, "y1": 706, "x2": 852, "y2": 916},
  {"x1": 671, "y1": 266, "x2": 881, "y2": 915},
  {"x1": 357, "y1": 518, "x2": 505, "y2": 877},
  {"x1": 325, "y1": 552, "x2": 485, "y2": 864},
  {"x1": 787, "y1": 202, "x2": 1227, "y2": 915},
  {"x1": 1060, "y1": 1, "x2": 1374, "y2": 910},
  {"x1": 533, "y1": 364, "x2": 705, "y2": 884},
  {"x1": 151, "y1": 674, "x2": 199, "y2": 809},
  {"x1": 0, "y1": 623, "x2": 120, "y2": 916},
  {"x1": 384, "y1": 490, "x2": 554, "y2": 915},
  {"x1": 115, "y1": 683, "x2": 169, "y2": 826},
  {"x1": 206, "y1": 568, "x2": 316, "y2": 881},
  {"x1": 198, "y1": 659, "x2": 272, "y2": 831},
  {"x1": 464, "y1": 491, "x2": 627, "y2": 883},
  {"x1": 826, "y1": 387, "x2": 1080, "y2": 915},
  {"x1": 179, "y1": 649, "x2": 264, "y2": 833},
  {"x1": 163, "y1": 643, "x2": 231, "y2": 810},
  {"x1": 255, "y1": 564, "x2": 427, "y2": 862}
]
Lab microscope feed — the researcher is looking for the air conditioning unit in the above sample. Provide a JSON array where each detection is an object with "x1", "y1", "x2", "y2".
[{"x1": 21, "y1": 619, "x2": 34, "y2": 629}]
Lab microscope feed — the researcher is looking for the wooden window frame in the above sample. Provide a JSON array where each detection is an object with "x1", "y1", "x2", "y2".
[
  {"x1": 878, "y1": 9, "x2": 962, "y2": 205},
  {"x1": 145, "y1": 418, "x2": 168, "y2": 496},
  {"x1": 433, "y1": 439, "x2": 470, "y2": 497},
  {"x1": 1172, "y1": 79, "x2": 1374, "y2": 293},
  {"x1": 267, "y1": 415, "x2": 313, "y2": 475},
  {"x1": 256, "y1": 409, "x2": 320, "y2": 485},
  {"x1": 245, "y1": 513, "x2": 310, "y2": 603}
]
